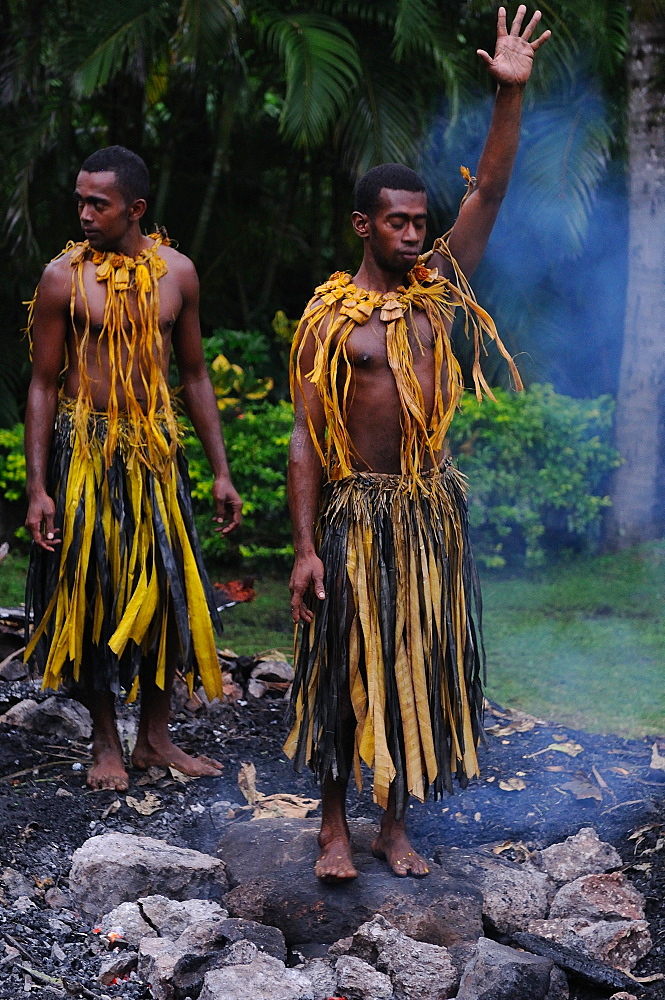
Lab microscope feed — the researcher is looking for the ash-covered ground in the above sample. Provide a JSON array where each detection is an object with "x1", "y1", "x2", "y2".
[{"x1": 0, "y1": 669, "x2": 663, "y2": 999}]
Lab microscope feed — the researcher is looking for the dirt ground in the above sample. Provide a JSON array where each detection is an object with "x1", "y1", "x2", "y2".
[{"x1": 0, "y1": 667, "x2": 663, "y2": 999}]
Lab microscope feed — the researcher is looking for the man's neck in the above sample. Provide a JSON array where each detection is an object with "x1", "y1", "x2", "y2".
[
  {"x1": 352, "y1": 257, "x2": 408, "y2": 294},
  {"x1": 93, "y1": 229, "x2": 152, "y2": 259}
]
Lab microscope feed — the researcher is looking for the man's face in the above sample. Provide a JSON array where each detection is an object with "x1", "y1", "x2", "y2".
[
  {"x1": 74, "y1": 170, "x2": 134, "y2": 251},
  {"x1": 363, "y1": 188, "x2": 428, "y2": 274}
]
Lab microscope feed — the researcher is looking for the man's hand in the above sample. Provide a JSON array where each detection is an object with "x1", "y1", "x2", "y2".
[
  {"x1": 25, "y1": 491, "x2": 61, "y2": 552},
  {"x1": 290, "y1": 553, "x2": 326, "y2": 624},
  {"x1": 477, "y1": 5, "x2": 551, "y2": 88},
  {"x1": 212, "y1": 476, "x2": 242, "y2": 535}
]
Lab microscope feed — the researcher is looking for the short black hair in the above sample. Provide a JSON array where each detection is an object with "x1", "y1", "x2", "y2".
[
  {"x1": 80, "y1": 146, "x2": 150, "y2": 204},
  {"x1": 354, "y1": 163, "x2": 426, "y2": 217}
]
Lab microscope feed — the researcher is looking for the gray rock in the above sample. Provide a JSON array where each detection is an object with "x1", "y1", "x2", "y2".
[
  {"x1": 99, "y1": 950, "x2": 138, "y2": 985},
  {"x1": 13, "y1": 895, "x2": 36, "y2": 912},
  {"x1": 0, "y1": 695, "x2": 92, "y2": 739},
  {"x1": 548, "y1": 872, "x2": 645, "y2": 922},
  {"x1": 199, "y1": 953, "x2": 315, "y2": 999},
  {"x1": 220, "y1": 818, "x2": 482, "y2": 947},
  {"x1": 526, "y1": 916, "x2": 652, "y2": 971},
  {"x1": 0, "y1": 658, "x2": 28, "y2": 681},
  {"x1": 335, "y1": 954, "x2": 393, "y2": 999},
  {"x1": 533, "y1": 828, "x2": 621, "y2": 885},
  {"x1": 1, "y1": 867, "x2": 36, "y2": 901},
  {"x1": 350, "y1": 913, "x2": 457, "y2": 999},
  {"x1": 137, "y1": 916, "x2": 287, "y2": 999},
  {"x1": 44, "y1": 887, "x2": 72, "y2": 910},
  {"x1": 456, "y1": 937, "x2": 554, "y2": 1000},
  {"x1": 138, "y1": 895, "x2": 227, "y2": 938},
  {"x1": 70, "y1": 833, "x2": 228, "y2": 920},
  {"x1": 99, "y1": 901, "x2": 156, "y2": 948},
  {"x1": 434, "y1": 845, "x2": 554, "y2": 933},
  {"x1": 608, "y1": 994, "x2": 638, "y2": 1000},
  {"x1": 299, "y1": 957, "x2": 338, "y2": 999},
  {"x1": 546, "y1": 965, "x2": 570, "y2": 1000}
]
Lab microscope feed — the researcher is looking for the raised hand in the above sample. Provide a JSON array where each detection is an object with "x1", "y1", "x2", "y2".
[{"x1": 477, "y1": 5, "x2": 551, "y2": 88}]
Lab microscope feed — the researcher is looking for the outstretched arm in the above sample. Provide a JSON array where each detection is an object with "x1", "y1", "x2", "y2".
[
  {"x1": 172, "y1": 259, "x2": 242, "y2": 535},
  {"x1": 24, "y1": 262, "x2": 70, "y2": 551},
  {"x1": 434, "y1": 5, "x2": 551, "y2": 279}
]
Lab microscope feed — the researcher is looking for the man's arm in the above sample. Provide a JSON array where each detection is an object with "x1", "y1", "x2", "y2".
[
  {"x1": 288, "y1": 314, "x2": 326, "y2": 625},
  {"x1": 171, "y1": 258, "x2": 242, "y2": 535},
  {"x1": 24, "y1": 262, "x2": 70, "y2": 551},
  {"x1": 434, "y1": 5, "x2": 550, "y2": 280}
]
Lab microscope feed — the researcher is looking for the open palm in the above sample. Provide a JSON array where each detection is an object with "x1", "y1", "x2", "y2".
[{"x1": 478, "y1": 4, "x2": 551, "y2": 87}]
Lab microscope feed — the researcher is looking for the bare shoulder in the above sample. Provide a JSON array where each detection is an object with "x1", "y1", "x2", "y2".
[
  {"x1": 157, "y1": 244, "x2": 198, "y2": 289},
  {"x1": 37, "y1": 253, "x2": 73, "y2": 303}
]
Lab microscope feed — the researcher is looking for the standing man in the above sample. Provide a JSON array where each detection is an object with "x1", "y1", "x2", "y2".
[
  {"x1": 24, "y1": 145, "x2": 242, "y2": 792},
  {"x1": 285, "y1": 6, "x2": 550, "y2": 879}
]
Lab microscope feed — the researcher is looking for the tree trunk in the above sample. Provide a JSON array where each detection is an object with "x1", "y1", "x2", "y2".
[{"x1": 606, "y1": 14, "x2": 665, "y2": 548}]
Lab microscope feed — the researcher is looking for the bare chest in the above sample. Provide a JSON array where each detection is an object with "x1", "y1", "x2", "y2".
[
  {"x1": 72, "y1": 262, "x2": 181, "y2": 342},
  {"x1": 341, "y1": 309, "x2": 436, "y2": 375}
]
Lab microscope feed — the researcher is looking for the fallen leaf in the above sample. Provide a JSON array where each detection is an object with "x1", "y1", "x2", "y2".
[
  {"x1": 526, "y1": 741, "x2": 584, "y2": 759},
  {"x1": 546, "y1": 766, "x2": 566, "y2": 772},
  {"x1": 101, "y1": 799, "x2": 121, "y2": 820},
  {"x1": 125, "y1": 792, "x2": 162, "y2": 816},
  {"x1": 628, "y1": 823, "x2": 661, "y2": 841},
  {"x1": 238, "y1": 762, "x2": 259, "y2": 805},
  {"x1": 168, "y1": 766, "x2": 196, "y2": 784},
  {"x1": 251, "y1": 792, "x2": 320, "y2": 820},
  {"x1": 499, "y1": 777, "x2": 526, "y2": 792},
  {"x1": 136, "y1": 766, "x2": 167, "y2": 786},
  {"x1": 492, "y1": 840, "x2": 532, "y2": 861},
  {"x1": 649, "y1": 744, "x2": 665, "y2": 772},
  {"x1": 608, "y1": 766, "x2": 631, "y2": 776},
  {"x1": 559, "y1": 774, "x2": 602, "y2": 802},
  {"x1": 217, "y1": 647, "x2": 239, "y2": 658},
  {"x1": 630, "y1": 973, "x2": 665, "y2": 984},
  {"x1": 486, "y1": 719, "x2": 536, "y2": 737},
  {"x1": 591, "y1": 765, "x2": 610, "y2": 790},
  {"x1": 254, "y1": 648, "x2": 290, "y2": 664}
]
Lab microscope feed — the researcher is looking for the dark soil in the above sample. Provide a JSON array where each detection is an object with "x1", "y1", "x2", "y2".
[{"x1": 0, "y1": 667, "x2": 663, "y2": 999}]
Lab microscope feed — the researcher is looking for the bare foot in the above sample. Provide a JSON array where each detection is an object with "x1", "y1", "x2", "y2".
[
  {"x1": 132, "y1": 737, "x2": 223, "y2": 776},
  {"x1": 87, "y1": 741, "x2": 129, "y2": 792},
  {"x1": 315, "y1": 832, "x2": 358, "y2": 882},
  {"x1": 372, "y1": 829, "x2": 430, "y2": 877}
]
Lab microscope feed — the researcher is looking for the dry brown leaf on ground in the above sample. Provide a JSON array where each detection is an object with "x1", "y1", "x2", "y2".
[
  {"x1": 498, "y1": 777, "x2": 527, "y2": 792},
  {"x1": 100, "y1": 799, "x2": 121, "y2": 820},
  {"x1": 254, "y1": 648, "x2": 291, "y2": 664},
  {"x1": 486, "y1": 719, "x2": 536, "y2": 737},
  {"x1": 649, "y1": 744, "x2": 665, "y2": 771},
  {"x1": 492, "y1": 840, "x2": 532, "y2": 861},
  {"x1": 168, "y1": 766, "x2": 196, "y2": 783},
  {"x1": 526, "y1": 741, "x2": 584, "y2": 759},
  {"x1": 560, "y1": 773, "x2": 603, "y2": 802},
  {"x1": 238, "y1": 762, "x2": 260, "y2": 805},
  {"x1": 125, "y1": 792, "x2": 162, "y2": 816},
  {"x1": 251, "y1": 792, "x2": 320, "y2": 820}
]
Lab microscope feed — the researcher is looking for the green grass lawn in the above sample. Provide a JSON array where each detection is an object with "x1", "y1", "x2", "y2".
[{"x1": 3, "y1": 545, "x2": 664, "y2": 738}]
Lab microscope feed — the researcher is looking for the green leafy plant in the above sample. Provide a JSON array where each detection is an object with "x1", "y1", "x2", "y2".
[
  {"x1": 182, "y1": 399, "x2": 294, "y2": 568},
  {"x1": 447, "y1": 384, "x2": 621, "y2": 567},
  {"x1": 0, "y1": 425, "x2": 26, "y2": 503}
]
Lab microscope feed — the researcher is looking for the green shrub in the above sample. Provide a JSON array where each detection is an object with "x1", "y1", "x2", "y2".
[
  {"x1": 0, "y1": 425, "x2": 26, "y2": 502},
  {"x1": 182, "y1": 399, "x2": 293, "y2": 569},
  {"x1": 447, "y1": 384, "x2": 621, "y2": 568}
]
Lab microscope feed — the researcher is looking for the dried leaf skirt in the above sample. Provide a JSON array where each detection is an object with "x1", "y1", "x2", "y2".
[
  {"x1": 285, "y1": 464, "x2": 484, "y2": 816},
  {"x1": 25, "y1": 403, "x2": 223, "y2": 701}
]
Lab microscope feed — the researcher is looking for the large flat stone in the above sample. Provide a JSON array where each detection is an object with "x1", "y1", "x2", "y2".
[
  {"x1": 70, "y1": 833, "x2": 228, "y2": 921},
  {"x1": 218, "y1": 818, "x2": 482, "y2": 947}
]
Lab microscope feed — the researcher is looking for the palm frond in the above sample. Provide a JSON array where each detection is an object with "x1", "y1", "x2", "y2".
[
  {"x1": 70, "y1": 1, "x2": 169, "y2": 97},
  {"x1": 335, "y1": 56, "x2": 422, "y2": 176},
  {"x1": 173, "y1": 0, "x2": 242, "y2": 67},
  {"x1": 260, "y1": 11, "x2": 361, "y2": 149}
]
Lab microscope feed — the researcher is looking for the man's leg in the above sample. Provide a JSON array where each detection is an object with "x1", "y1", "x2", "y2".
[
  {"x1": 132, "y1": 614, "x2": 223, "y2": 776},
  {"x1": 315, "y1": 710, "x2": 357, "y2": 881},
  {"x1": 372, "y1": 787, "x2": 430, "y2": 877},
  {"x1": 84, "y1": 691, "x2": 129, "y2": 792}
]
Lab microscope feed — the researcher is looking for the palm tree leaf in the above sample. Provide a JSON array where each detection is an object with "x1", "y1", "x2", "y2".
[
  {"x1": 70, "y1": 1, "x2": 169, "y2": 97},
  {"x1": 259, "y1": 11, "x2": 361, "y2": 149},
  {"x1": 173, "y1": 0, "x2": 241, "y2": 67}
]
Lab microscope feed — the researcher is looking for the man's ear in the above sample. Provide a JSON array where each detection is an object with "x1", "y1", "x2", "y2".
[
  {"x1": 351, "y1": 210, "x2": 371, "y2": 239},
  {"x1": 128, "y1": 198, "x2": 148, "y2": 223}
]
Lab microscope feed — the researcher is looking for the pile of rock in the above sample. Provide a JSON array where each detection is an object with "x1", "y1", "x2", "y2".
[{"x1": 64, "y1": 821, "x2": 651, "y2": 1000}]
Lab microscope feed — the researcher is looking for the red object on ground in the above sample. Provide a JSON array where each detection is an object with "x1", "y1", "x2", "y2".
[{"x1": 212, "y1": 578, "x2": 257, "y2": 606}]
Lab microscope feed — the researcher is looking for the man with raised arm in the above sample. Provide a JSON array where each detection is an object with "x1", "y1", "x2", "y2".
[
  {"x1": 24, "y1": 145, "x2": 242, "y2": 792},
  {"x1": 285, "y1": 6, "x2": 550, "y2": 880}
]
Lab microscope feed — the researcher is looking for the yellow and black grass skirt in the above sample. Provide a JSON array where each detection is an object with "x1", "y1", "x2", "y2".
[
  {"x1": 25, "y1": 403, "x2": 223, "y2": 702},
  {"x1": 284, "y1": 462, "x2": 484, "y2": 817}
]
